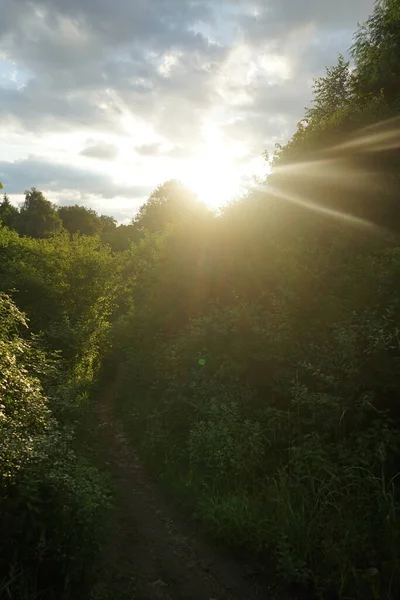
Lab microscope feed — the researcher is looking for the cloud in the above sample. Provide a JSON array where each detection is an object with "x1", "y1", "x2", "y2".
[
  {"x1": 80, "y1": 141, "x2": 119, "y2": 160},
  {"x1": 0, "y1": 0, "x2": 222, "y2": 135},
  {"x1": 0, "y1": 156, "x2": 151, "y2": 199},
  {"x1": 0, "y1": 84, "x2": 122, "y2": 134},
  {"x1": 135, "y1": 143, "x2": 194, "y2": 159},
  {"x1": 239, "y1": 1, "x2": 375, "y2": 45},
  {"x1": 0, "y1": 0, "x2": 376, "y2": 215},
  {"x1": 166, "y1": 145, "x2": 194, "y2": 159},
  {"x1": 135, "y1": 143, "x2": 163, "y2": 156}
]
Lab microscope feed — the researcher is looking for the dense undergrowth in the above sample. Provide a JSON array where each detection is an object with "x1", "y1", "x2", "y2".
[
  {"x1": 110, "y1": 2, "x2": 400, "y2": 598},
  {"x1": 1, "y1": 1, "x2": 400, "y2": 599},
  {"x1": 114, "y1": 234, "x2": 400, "y2": 599},
  {"x1": 0, "y1": 229, "x2": 118, "y2": 599}
]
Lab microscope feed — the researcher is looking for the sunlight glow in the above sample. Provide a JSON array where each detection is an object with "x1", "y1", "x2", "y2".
[
  {"x1": 263, "y1": 117, "x2": 400, "y2": 234},
  {"x1": 330, "y1": 116, "x2": 400, "y2": 153},
  {"x1": 181, "y1": 125, "x2": 258, "y2": 208},
  {"x1": 183, "y1": 156, "x2": 241, "y2": 208},
  {"x1": 265, "y1": 183, "x2": 378, "y2": 230}
]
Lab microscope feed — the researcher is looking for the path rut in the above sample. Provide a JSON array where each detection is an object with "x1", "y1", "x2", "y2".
[{"x1": 92, "y1": 389, "x2": 287, "y2": 600}]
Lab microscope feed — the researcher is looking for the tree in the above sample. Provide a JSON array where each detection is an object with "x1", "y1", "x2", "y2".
[
  {"x1": 132, "y1": 180, "x2": 208, "y2": 235},
  {"x1": 58, "y1": 204, "x2": 102, "y2": 236},
  {"x1": 99, "y1": 214, "x2": 117, "y2": 234},
  {"x1": 18, "y1": 188, "x2": 62, "y2": 238},
  {"x1": 101, "y1": 223, "x2": 140, "y2": 252},
  {"x1": 306, "y1": 54, "x2": 353, "y2": 123},
  {"x1": 270, "y1": 0, "x2": 400, "y2": 231},
  {"x1": 352, "y1": 0, "x2": 400, "y2": 101},
  {"x1": 0, "y1": 194, "x2": 19, "y2": 230}
]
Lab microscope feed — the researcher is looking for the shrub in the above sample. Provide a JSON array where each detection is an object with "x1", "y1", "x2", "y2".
[{"x1": 0, "y1": 294, "x2": 108, "y2": 599}]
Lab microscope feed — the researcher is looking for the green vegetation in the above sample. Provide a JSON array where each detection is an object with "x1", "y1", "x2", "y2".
[
  {"x1": 1, "y1": 1, "x2": 400, "y2": 598},
  {"x1": 0, "y1": 223, "x2": 116, "y2": 598}
]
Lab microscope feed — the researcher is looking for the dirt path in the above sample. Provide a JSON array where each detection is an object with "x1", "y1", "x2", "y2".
[{"x1": 91, "y1": 389, "x2": 285, "y2": 600}]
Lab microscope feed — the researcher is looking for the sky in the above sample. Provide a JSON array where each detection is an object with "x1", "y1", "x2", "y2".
[{"x1": 0, "y1": 0, "x2": 375, "y2": 222}]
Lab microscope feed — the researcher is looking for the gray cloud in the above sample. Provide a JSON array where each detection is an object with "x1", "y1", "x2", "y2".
[
  {"x1": 0, "y1": 0, "x2": 222, "y2": 138},
  {"x1": 80, "y1": 141, "x2": 119, "y2": 160},
  {"x1": 0, "y1": 84, "x2": 122, "y2": 134},
  {"x1": 135, "y1": 143, "x2": 162, "y2": 156},
  {"x1": 0, "y1": 0, "x2": 374, "y2": 135},
  {"x1": 239, "y1": 1, "x2": 375, "y2": 45},
  {"x1": 0, "y1": 156, "x2": 151, "y2": 199},
  {"x1": 135, "y1": 143, "x2": 194, "y2": 159}
]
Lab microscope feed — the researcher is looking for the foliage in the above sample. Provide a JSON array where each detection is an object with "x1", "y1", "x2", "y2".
[
  {"x1": 306, "y1": 54, "x2": 353, "y2": 123},
  {"x1": 18, "y1": 188, "x2": 62, "y2": 239},
  {"x1": 0, "y1": 206, "x2": 118, "y2": 598},
  {"x1": 101, "y1": 223, "x2": 140, "y2": 252},
  {"x1": 0, "y1": 194, "x2": 19, "y2": 229},
  {"x1": 115, "y1": 241, "x2": 400, "y2": 598},
  {"x1": 132, "y1": 179, "x2": 209, "y2": 236},
  {"x1": 58, "y1": 205, "x2": 103, "y2": 236},
  {"x1": 1, "y1": 2, "x2": 400, "y2": 599},
  {"x1": 0, "y1": 225, "x2": 118, "y2": 361},
  {"x1": 271, "y1": 1, "x2": 400, "y2": 233},
  {"x1": 352, "y1": 0, "x2": 400, "y2": 101},
  {"x1": 0, "y1": 294, "x2": 109, "y2": 599},
  {"x1": 0, "y1": 293, "x2": 52, "y2": 483},
  {"x1": 110, "y1": 3, "x2": 400, "y2": 599},
  {"x1": 57, "y1": 205, "x2": 117, "y2": 238}
]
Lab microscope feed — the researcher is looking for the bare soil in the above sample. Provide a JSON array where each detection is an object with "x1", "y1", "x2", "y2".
[{"x1": 91, "y1": 389, "x2": 294, "y2": 600}]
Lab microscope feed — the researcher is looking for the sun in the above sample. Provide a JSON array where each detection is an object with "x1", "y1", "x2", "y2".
[
  {"x1": 183, "y1": 155, "x2": 241, "y2": 209},
  {"x1": 181, "y1": 126, "x2": 248, "y2": 209}
]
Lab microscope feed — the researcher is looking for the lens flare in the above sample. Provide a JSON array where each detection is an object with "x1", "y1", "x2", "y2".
[{"x1": 266, "y1": 117, "x2": 400, "y2": 231}]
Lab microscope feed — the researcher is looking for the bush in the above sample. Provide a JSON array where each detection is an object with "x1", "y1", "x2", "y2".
[
  {"x1": 115, "y1": 243, "x2": 400, "y2": 598},
  {"x1": 0, "y1": 294, "x2": 108, "y2": 599}
]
